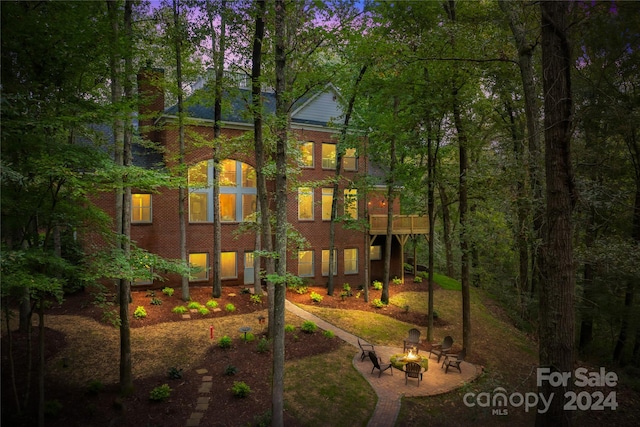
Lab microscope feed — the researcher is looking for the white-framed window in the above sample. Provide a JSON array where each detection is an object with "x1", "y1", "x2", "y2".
[
  {"x1": 344, "y1": 248, "x2": 358, "y2": 274},
  {"x1": 344, "y1": 189, "x2": 358, "y2": 219},
  {"x1": 322, "y1": 249, "x2": 337, "y2": 276},
  {"x1": 298, "y1": 250, "x2": 314, "y2": 277},
  {"x1": 343, "y1": 148, "x2": 357, "y2": 171},
  {"x1": 244, "y1": 252, "x2": 254, "y2": 284},
  {"x1": 189, "y1": 253, "x2": 209, "y2": 281},
  {"x1": 131, "y1": 194, "x2": 152, "y2": 223},
  {"x1": 370, "y1": 245, "x2": 382, "y2": 260},
  {"x1": 322, "y1": 188, "x2": 333, "y2": 220},
  {"x1": 221, "y1": 251, "x2": 237, "y2": 279},
  {"x1": 298, "y1": 187, "x2": 314, "y2": 220},
  {"x1": 188, "y1": 159, "x2": 257, "y2": 222},
  {"x1": 300, "y1": 141, "x2": 314, "y2": 168},
  {"x1": 322, "y1": 143, "x2": 336, "y2": 169}
]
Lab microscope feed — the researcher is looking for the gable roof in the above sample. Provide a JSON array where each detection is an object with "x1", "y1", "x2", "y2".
[{"x1": 164, "y1": 84, "x2": 346, "y2": 129}]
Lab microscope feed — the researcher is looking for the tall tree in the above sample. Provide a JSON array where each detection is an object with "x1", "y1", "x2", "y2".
[
  {"x1": 271, "y1": 0, "x2": 288, "y2": 424},
  {"x1": 537, "y1": 1, "x2": 576, "y2": 425}
]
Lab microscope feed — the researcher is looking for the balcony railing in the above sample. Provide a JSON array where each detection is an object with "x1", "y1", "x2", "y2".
[{"x1": 369, "y1": 215, "x2": 429, "y2": 235}]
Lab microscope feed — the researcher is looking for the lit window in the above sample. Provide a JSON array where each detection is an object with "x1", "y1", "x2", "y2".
[
  {"x1": 322, "y1": 249, "x2": 337, "y2": 276},
  {"x1": 344, "y1": 189, "x2": 358, "y2": 219},
  {"x1": 298, "y1": 250, "x2": 314, "y2": 277},
  {"x1": 370, "y1": 245, "x2": 382, "y2": 260},
  {"x1": 220, "y1": 159, "x2": 237, "y2": 186},
  {"x1": 221, "y1": 252, "x2": 237, "y2": 279},
  {"x1": 189, "y1": 253, "x2": 209, "y2": 281},
  {"x1": 189, "y1": 193, "x2": 209, "y2": 222},
  {"x1": 300, "y1": 142, "x2": 314, "y2": 167},
  {"x1": 188, "y1": 159, "x2": 257, "y2": 222},
  {"x1": 322, "y1": 143, "x2": 336, "y2": 169},
  {"x1": 344, "y1": 148, "x2": 357, "y2": 171},
  {"x1": 344, "y1": 248, "x2": 358, "y2": 274},
  {"x1": 298, "y1": 187, "x2": 314, "y2": 220},
  {"x1": 131, "y1": 194, "x2": 152, "y2": 223},
  {"x1": 322, "y1": 188, "x2": 333, "y2": 220},
  {"x1": 220, "y1": 194, "x2": 236, "y2": 221}
]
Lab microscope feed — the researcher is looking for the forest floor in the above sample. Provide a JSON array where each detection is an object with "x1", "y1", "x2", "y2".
[{"x1": 2, "y1": 278, "x2": 640, "y2": 426}]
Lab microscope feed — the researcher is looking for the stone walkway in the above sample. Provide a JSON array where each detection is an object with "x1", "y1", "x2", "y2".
[{"x1": 186, "y1": 300, "x2": 482, "y2": 426}]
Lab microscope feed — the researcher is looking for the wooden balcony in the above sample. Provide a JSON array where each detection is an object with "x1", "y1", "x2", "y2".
[{"x1": 369, "y1": 215, "x2": 429, "y2": 235}]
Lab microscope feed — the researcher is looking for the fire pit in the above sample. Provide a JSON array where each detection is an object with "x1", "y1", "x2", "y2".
[{"x1": 390, "y1": 350, "x2": 429, "y2": 371}]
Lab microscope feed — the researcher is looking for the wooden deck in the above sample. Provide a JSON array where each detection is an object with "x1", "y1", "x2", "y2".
[{"x1": 369, "y1": 215, "x2": 428, "y2": 235}]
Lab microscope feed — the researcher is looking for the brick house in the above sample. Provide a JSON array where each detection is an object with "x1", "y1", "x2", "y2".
[{"x1": 93, "y1": 69, "x2": 428, "y2": 290}]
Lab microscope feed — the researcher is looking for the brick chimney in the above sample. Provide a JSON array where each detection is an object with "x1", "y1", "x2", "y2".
[{"x1": 137, "y1": 67, "x2": 165, "y2": 128}]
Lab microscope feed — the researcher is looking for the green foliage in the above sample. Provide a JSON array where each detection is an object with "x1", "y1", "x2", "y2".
[
  {"x1": 284, "y1": 324, "x2": 296, "y2": 333},
  {"x1": 371, "y1": 298, "x2": 386, "y2": 308},
  {"x1": 301, "y1": 320, "x2": 318, "y2": 333},
  {"x1": 218, "y1": 335, "x2": 232, "y2": 349},
  {"x1": 92, "y1": 291, "x2": 121, "y2": 327},
  {"x1": 252, "y1": 410, "x2": 272, "y2": 427},
  {"x1": 198, "y1": 307, "x2": 210, "y2": 316},
  {"x1": 257, "y1": 337, "x2": 271, "y2": 353},
  {"x1": 250, "y1": 294, "x2": 262, "y2": 304},
  {"x1": 162, "y1": 287, "x2": 175, "y2": 297},
  {"x1": 172, "y1": 305, "x2": 187, "y2": 314},
  {"x1": 241, "y1": 332, "x2": 255, "y2": 342},
  {"x1": 433, "y1": 273, "x2": 461, "y2": 291},
  {"x1": 167, "y1": 367, "x2": 183, "y2": 379},
  {"x1": 150, "y1": 297, "x2": 163, "y2": 306},
  {"x1": 86, "y1": 380, "x2": 104, "y2": 395},
  {"x1": 392, "y1": 277, "x2": 402, "y2": 285},
  {"x1": 133, "y1": 306, "x2": 147, "y2": 319},
  {"x1": 310, "y1": 291, "x2": 323, "y2": 303},
  {"x1": 295, "y1": 285, "x2": 309, "y2": 294},
  {"x1": 224, "y1": 365, "x2": 238, "y2": 376},
  {"x1": 187, "y1": 301, "x2": 202, "y2": 309},
  {"x1": 149, "y1": 384, "x2": 172, "y2": 402},
  {"x1": 413, "y1": 275, "x2": 422, "y2": 283},
  {"x1": 231, "y1": 381, "x2": 252, "y2": 398},
  {"x1": 323, "y1": 330, "x2": 335, "y2": 338},
  {"x1": 372, "y1": 280, "x2": 383, "y2": 290},
  {"x1": 240, "y1": 287, "x2": 251, "y2": 294},
  {"x1": 44, "y1": 400, "x2": 63, "y2": 418},
  {"x1": 145, "y1": 290, "x2": 156, "y2": 297},
  {"x1": 205, "y1": 299, "x2": 219, "y2": 309},
  {"x1": 225, "y1": 303, "x2": 236, "y2": 312}
]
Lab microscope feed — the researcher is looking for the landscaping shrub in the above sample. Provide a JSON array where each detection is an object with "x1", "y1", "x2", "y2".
[
  {"x1": 149, "y1": 384, "x2": 172, "y2": 402},
  {"x1": 225, "y1": 303, "x2": 236, "y2": 312},
  {"x1": 133, "y1": 306, "x2": 147, "y2": 319},
  {"x1": 205, "y1": 299, "x2": 218, "y2": 309},
  {"x1": 256, "y1": 337, "x2": 270, "y2": 353},
  {"x1": 218, "y1": 335, "x2": 232, "y2": 349},
  {"x1": 301, "y1": 320, "x2": 317, "y2": 333},
  {"x1": 371, "y1": 298, "x2": 386, "y2": 308},
  {"x1": 224, "y1": 365, "x2": 238, "y2": 376},
  {"x1": 86, "y1": 380, "x2": 104, "y2": 395},
  {"x1": 372, "y1": 280, "x2": 382, "y2": 290},
  {"x1": 310, "y1": 291, "x2": 323, "y2": 303},
  {"x1": 167, "y1": 367, "x2": 183, "y2": 379},
  {"x1": 198, "y1": 306, "x2": 210, "y2": 316},
  {"x1": 250, "y1": 294, "x2": 262, "y2": 304},
  {"x1": 187, "y1": 301, "x2": 202, "y2": 310},
  {"x1": 295, "y1": 285, "x2": 308, "y2": 294},
  {"x1": 392, "y1": 277, "x2": 402, "y2": 285},
  {"x1": 241, "y1": 332, "x2": 255, "y2": 342},
  {"x1": 172, "y1": 305, "x2": 187, "y2": 314},
  {"x1": 323, "y1": 330, "x2": 335, "y2": 338},
  {"x1": 162, "y1": 287, "x2": 174, "y2": 297},
  {"x1": 284, "y1": 324, "x2": 296, "y2": 333},
  {"x1": 231, "y1": 381, "x2": 251, "y2": 398},
  {"x1": 150, "y1": 297, "x2": 163, "y2": 305}
]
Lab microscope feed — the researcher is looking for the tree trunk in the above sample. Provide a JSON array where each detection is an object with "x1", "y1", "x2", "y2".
[
  {"x1": 211, "y1": 0, "x2": 226, "y2": 299},
  {"x1": 173, "y1": 0, "x2": 189, "y2": 302},
  {"x1": 272, "y1": 1, "x2": 287, "y2": 425},
  {"x1": 537, "y1": 2, "x2": 575, "y2": 425},
  {"x1": 37, "y1": 302, "x2": 45, "y2": 427},
  {"x1": 438, "y1": 181, "x2": 455, "y2": 278},
  {"x1": 382, "y1": 97, "x2": 399, "y2": 305},
  {"x1": 427, "y1": 125, "x2": 438, "y2": 342}
]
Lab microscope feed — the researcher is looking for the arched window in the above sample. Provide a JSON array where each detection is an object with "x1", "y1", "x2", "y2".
[{"x1": 188, "y1": 159, "x2": 257, "y2": 223}]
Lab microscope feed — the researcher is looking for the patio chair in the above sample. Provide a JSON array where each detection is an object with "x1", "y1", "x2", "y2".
[
  {"x1": 404, "y1": 361, "x2": 423, "y2": 386},
  {"x1": 357, "y1": 338, "x2": 375, "y2": 361},
  {"x1": 442, "y1": 348, "x2": 466, "y2": 373},
  {"x1": 429, "y1": 335, "x2": 453, "y2": 363},
  {"x1": 403, "y1": 328, "x2": 421, "y2": 353},
  {"x1": 368, "y1": 351, "x2": 393, "y2": 377}
]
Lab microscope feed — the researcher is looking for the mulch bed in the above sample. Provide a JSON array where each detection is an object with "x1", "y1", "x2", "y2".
[{"x1": 1, "y1": 278, "x2": 434, "y2": 427}]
